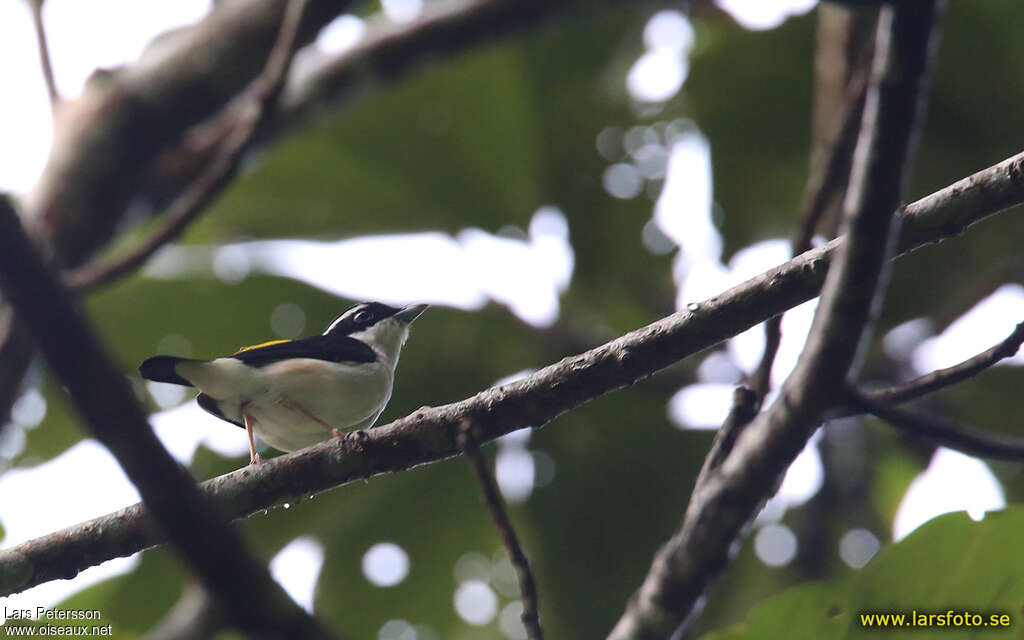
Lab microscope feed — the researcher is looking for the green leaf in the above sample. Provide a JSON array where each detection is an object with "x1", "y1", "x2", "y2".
[{"x1": 702, "y1": 509, "x2": 1024, "y2": 640}]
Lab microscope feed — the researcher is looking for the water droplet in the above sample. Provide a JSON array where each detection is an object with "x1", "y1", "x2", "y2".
[
  {"x1": 283, "y1": 502, "x2": 291, "y2": 510},
  {"x1": 262, "y1": 509, "x2": 269, "y2": 516},
  {"x1": 687, "y1": 302, "x2": 700, "y2": 311}
]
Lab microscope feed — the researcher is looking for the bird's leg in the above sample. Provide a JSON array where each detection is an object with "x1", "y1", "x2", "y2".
[
  {"x1": 282, "y1": 400, "x2": 343, "y2": 439},
  {"x1": 242, "y1": 409, "x2": 261, "y2": 464}
]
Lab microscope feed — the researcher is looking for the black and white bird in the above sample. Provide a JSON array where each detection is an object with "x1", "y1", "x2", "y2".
[{"x1": 139, "y1": 302, "x2": 428, "y2": 464}]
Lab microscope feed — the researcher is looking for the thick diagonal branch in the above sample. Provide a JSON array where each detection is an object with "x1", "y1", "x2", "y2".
[
  {"x1": 1, "y1": 116, "x2": 337, "y2": 640},
  {"x1": 8, "y1": 138, "x2": 1024, "y2": 599},
  {"x1": 608, "y1": 3, "x2": 943, "y2": 638}
]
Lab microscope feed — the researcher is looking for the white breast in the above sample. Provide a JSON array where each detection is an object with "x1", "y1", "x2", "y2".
[{"x1": 183, "y1": 357, "x2": 395, "y2": 452}]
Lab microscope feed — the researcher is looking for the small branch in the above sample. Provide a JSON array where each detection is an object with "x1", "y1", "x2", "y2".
[
  {"x1": 608, "y1": 3, "x2": 943, "y2": 638},
  {"x1": 750, "y1": 22, "x2": 870, "y2": 400},
  {"x1": 28, "y1": 0, "x2": 60, "y2": 112},
  {"x1": 459, "y1": 422, "x2": 542, "y2": 640},
  {"x1": 26, "y1": 0, "x2": 355, "y2": 267},
  {"x1": 848, "y1": 388, "x2": 1024, "y2": 460},
  {"x1": 0, "y1": 63, "x2": 336, "y2": 640},
  {"x1": 0, "y1": 141, "x2": 1020, "y2": 596},
  {"x1": 864, "y1": 321, "x2": 1024, "y2": 406},
  {"x1": 64, "y1": 0, "x2": 310, "y2": 291},
  {"x1": 142, "y1": 0, "x2": 640, "y2": 222},
  {"x1": 694, "y1": 386, "x2": 758, "y2": 490}
]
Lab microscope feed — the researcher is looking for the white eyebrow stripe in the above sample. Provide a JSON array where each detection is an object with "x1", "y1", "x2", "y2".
[
  {"x1": 323, "y1": 316, "x2": 344, "y2": 335},
  {"x1": 323, "y1": 305, "x2": 367, "y2": 335}
]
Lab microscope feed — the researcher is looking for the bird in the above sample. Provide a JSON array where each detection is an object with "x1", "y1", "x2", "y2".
[{"x1": 139, "y1": 301, "x2": 428, "y2": 464}]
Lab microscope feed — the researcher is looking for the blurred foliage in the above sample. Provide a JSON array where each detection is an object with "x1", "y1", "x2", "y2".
[
  {"x1": 701, "y1": 508, "x2": 1024, "y2": 640},
  {"x1": 5, "y1": 0, "x2": 1024, "y2": 638}
]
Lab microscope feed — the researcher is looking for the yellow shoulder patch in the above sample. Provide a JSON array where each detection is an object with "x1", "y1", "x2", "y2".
[{"x1": 234, "y1": 339, "x2": 291, "y2": 354}]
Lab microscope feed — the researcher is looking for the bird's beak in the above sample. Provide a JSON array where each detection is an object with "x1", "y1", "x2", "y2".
[{"x1": 395, "y1": 303, "x2": 429, "y2": 324}]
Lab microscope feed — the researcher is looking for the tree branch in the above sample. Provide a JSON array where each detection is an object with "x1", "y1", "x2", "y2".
[
  {"x1": 8, "y1": 136, "x2": 1024, "y2": 597},
  {"x1": 848, "y1": 388, "x2": 1024, "y2": 460},
  {"x1": 863, "y1": 321, "x2": 1024, "y2": 406},
  {"x1": 608, "y1": 3, "x2": 943, "y2": 638},
  {"x1": 63, "y1": 0, "x2": 313, "y2": 292},
  {"x1": 750, "y1": 26, "x2": 870, "y2": 399},
  {"x1": 25, "y1": 0, "x2": 354, "y2": 267},
  {"x1": 459, "y1": 422, "x2": 543, "y2": 640},
  {"x1": 0, "y1": 177, "x2": 336, "y2": 640},
  {"x1": 28, "y1": 0, "x2": 60, "y2": 113},
  {"x1": 142, "y1": 0, "x2": 650, "y2": 220},
  {"x1": 693, "y1": 387, "x2": 758, "y2": 491}
]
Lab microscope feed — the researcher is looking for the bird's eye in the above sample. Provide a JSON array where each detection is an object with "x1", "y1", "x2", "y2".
[{"x1": 354, "y1": 310, "x2": 373, "y2": 323}]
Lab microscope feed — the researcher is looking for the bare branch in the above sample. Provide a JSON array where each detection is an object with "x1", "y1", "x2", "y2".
[
  {"x1": 8, "y1": 134, "x2": 1023, "y2": 597},
  {"x1": 25, "y1": 0, "x2": 355, "y2": 267},
  {"x1": 28, "y1": 0, "x2": 60, "y2": 112},
  {"x1": 459, "y1": 422, "x2": 543, "y2": 640},
  {"x1": 143, "y1": 0, "x2": 646, "y2": 217},
  {"x1": 608, "y1": 3, "x2": 943, "y2": 638},
  {"x1": 1, "y1": 128, "x2": 335, "y2": 640},
  {"x1": 693, "y1": 386, "x2": 758, "y2": 490},
  {"x1": 848, "y1": 388, "x2": 1024, "y2": 460},
  {"x1": 864, "y1": 321, "x2": 1024, "y2": 406},
  {"x1": 64, "y1": 0, "x2": 312, "y2": 291},
  {"x1": 750, "y1": 12, "x2": 871, "y2": 400}
]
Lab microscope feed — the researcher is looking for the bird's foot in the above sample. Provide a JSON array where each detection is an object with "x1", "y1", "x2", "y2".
[{"x1": 344, "y1": 429, "x2": 369, "y2": 452}]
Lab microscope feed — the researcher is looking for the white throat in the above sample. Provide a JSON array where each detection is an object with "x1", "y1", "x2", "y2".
[{"x1": 350, "y1": 318, "x2": 410, "y2": 367}]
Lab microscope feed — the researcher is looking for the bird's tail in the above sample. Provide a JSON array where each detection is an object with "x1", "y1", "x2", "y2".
[{"x1": 139, "y1": 355, "x2": 196, "y2": 387}]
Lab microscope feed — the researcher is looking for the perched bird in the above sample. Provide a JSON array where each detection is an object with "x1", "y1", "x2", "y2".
[{"x1": 140, "y1": 302, "x2": 428, "y2": 464}]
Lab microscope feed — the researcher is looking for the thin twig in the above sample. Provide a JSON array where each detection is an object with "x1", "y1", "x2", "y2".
[
  {"x1": 848, "y1": 388, "x2": 1024, "y2": 460},
  {"x1": 694, "y1": 387, "x2": 758, "y2": 491},
  {"x1": 0, "y1": 141, "x2": 1020, "y2": 597},
  {"x1": 27, "y1": 0, "x2": 355, "y2": 268},
  {"x1": 459, "y1": 421, "x2": 543, "y2": 640},
  {"x1": 865, "y1": 321, "x2": 1024, "y2": 405},
  {"x1": 750, "y1": 48, "x2": 870, "y2": 400},
  {"x1": 63, "y1": 0, "x2": 311, "y2": 291},
  {"x1": 142, "y1": 0, "x2": 648, "y2": 222},
  {"x1": 28, "y1": 0, "x2": 60, "y2": 112}
]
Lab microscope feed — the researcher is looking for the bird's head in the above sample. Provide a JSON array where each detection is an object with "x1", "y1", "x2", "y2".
[{"x1": 324, "y1": 302, "x2": 428, "y2": 362}]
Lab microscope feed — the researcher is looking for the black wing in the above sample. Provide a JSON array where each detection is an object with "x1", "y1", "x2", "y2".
[{"x1": 230, "y1": 335, "x2": 377, "y2": 367}]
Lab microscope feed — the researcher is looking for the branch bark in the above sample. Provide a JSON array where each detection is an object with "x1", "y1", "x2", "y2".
[
  {"x1": 24, "y1": 0, "x2": 354, "y2": 266},
  {"x1": 63, "y1": 0, "x2": 314, "y2": 291},
  {"x1": 10, "y1": 134, "x2": 1024, "y2": 598},
  {"x1": 848, "y1": 388, "x2": 1024, "y2": 460},
  {"x1": 608, "y1": 3, "x2": 943, "y2": 637},
  {"x1": 863, "y1": 321, "x2": 1024, "y2": 406},
  {"x1": 751, "y1": 12, "x2": 871, "y2": 399},
  {"x1": 142, "y1": 0, "x2": 652, "y2": 220},
  {"x1": 459, "y1": 422, "x2": 543, "y2": 640},
  {"x1": 28, "y1": 0, "x2": 60, "y2": 113}
]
